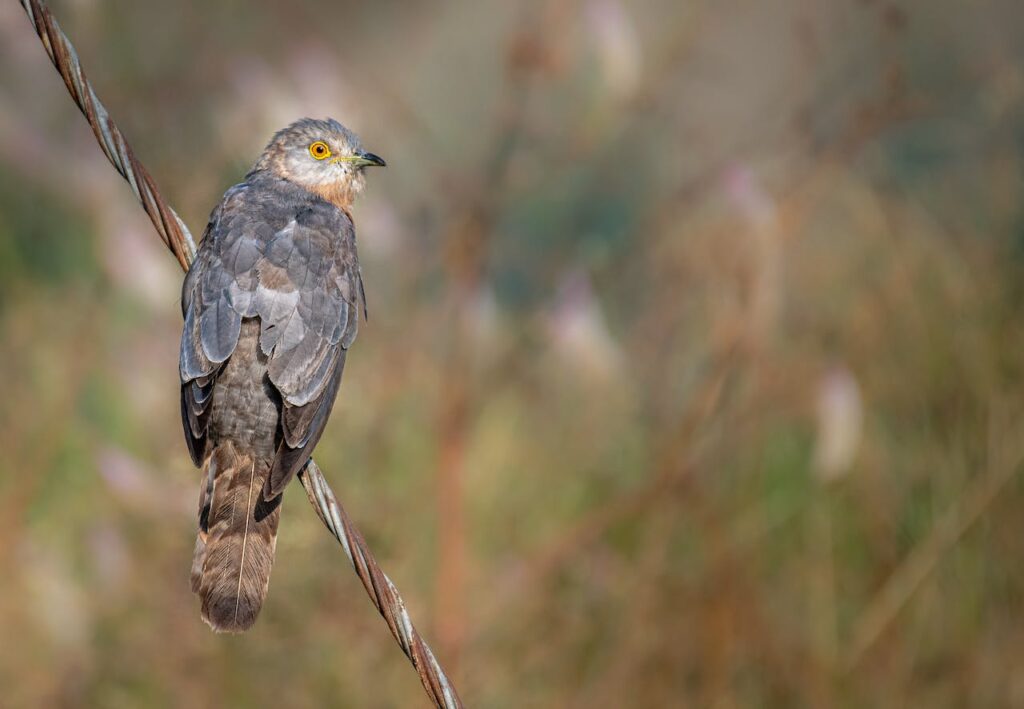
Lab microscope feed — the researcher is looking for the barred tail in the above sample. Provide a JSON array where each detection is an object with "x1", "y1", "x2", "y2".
[{"x1": 191, "y1": 441, "x2": 282, "y2": 633}]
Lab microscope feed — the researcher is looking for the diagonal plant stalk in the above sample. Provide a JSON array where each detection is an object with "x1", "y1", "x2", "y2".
[{"x1": 16, "y1": 1, "x2": 463, "y2": 706}]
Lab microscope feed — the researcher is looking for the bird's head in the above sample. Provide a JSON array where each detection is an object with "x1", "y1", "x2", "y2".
[{"x1": 252, "y1": 117, "x2": 385, "y2": 210}]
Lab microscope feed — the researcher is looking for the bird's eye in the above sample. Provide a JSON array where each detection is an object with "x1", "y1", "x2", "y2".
[{"x1": 309, "y1": 141, "x2": 331, "y2": 160}]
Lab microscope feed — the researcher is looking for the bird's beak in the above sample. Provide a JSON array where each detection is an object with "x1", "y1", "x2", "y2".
[{"x1": 353, "y1": 151, "x2": 386, "y2": 168}]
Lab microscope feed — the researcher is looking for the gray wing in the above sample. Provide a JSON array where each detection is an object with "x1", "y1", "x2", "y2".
[
  {"x1": 179, "y1": 184, "x2": 254, "y2": 467},
  {"x1": 179, "y1": 184, "x2": 364, "y2": 489},
  {"x1": 255, "y1": 203, "x2": 363, "y2": 498}
]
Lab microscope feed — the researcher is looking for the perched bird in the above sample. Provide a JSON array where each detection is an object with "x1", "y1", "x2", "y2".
[{"x1": 179, "y1": 118, "x2": 385, "y2": 632}]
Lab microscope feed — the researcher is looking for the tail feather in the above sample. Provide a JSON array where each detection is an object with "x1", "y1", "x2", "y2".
[
  {"x1": 191, "y1": 456, "x2": 215, "y2": 593},
  {"x1": 192, "y1": 442, "x2": 282, "y2": 633}
]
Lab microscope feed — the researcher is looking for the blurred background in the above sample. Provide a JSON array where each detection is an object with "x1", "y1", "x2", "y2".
[{"x1": 2, "y1": 0, "x2": 1024, "y2": 706}]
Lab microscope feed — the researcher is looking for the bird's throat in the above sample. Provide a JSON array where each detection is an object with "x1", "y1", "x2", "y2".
[{"x1": 309, "y1": 181, "x2": 358, "y2": 212}]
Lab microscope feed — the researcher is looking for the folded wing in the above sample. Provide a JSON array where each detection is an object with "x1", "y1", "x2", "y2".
[{"x1": 179, "y1": 184, "x2": 364, "y2": 496}]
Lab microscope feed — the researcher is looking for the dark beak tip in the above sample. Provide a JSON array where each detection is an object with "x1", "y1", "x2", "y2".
[{"x1": 362, "y1": 152, "x2": 386, "y2": 167}]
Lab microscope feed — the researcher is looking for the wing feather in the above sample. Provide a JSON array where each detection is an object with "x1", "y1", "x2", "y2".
[
  {"x1": 180, "y1": 177, "x2": 365, "y2": 498},
  {"x1": 255, "y1": 202, "x2": 363, "y2": 499},
  {"x1": 266, "y1": 350, "x2": 347, "y2": 498}
]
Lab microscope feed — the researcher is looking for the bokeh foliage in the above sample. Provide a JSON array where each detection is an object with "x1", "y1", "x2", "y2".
[{"x1": 2, "y1": 0, "x2": 1024, "y2": 706}]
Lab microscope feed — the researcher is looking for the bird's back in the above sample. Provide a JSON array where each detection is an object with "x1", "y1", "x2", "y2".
[{"x1": 208, "y1": 317, "x2": 279, "y2": 459}]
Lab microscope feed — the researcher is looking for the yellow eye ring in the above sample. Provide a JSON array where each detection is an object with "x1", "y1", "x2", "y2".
[{"x1": 309, "y1": 141, "x2": 331, "y2": 160}]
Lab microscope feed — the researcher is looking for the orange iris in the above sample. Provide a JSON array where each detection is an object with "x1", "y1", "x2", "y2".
[{"x1": 309, "y1": 141, "x2": 331, "y2": 160}]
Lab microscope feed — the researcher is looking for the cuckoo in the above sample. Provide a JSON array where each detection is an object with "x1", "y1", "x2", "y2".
[{"x1": 179, "y1": 118, "x2": 385, "y2": 632}]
